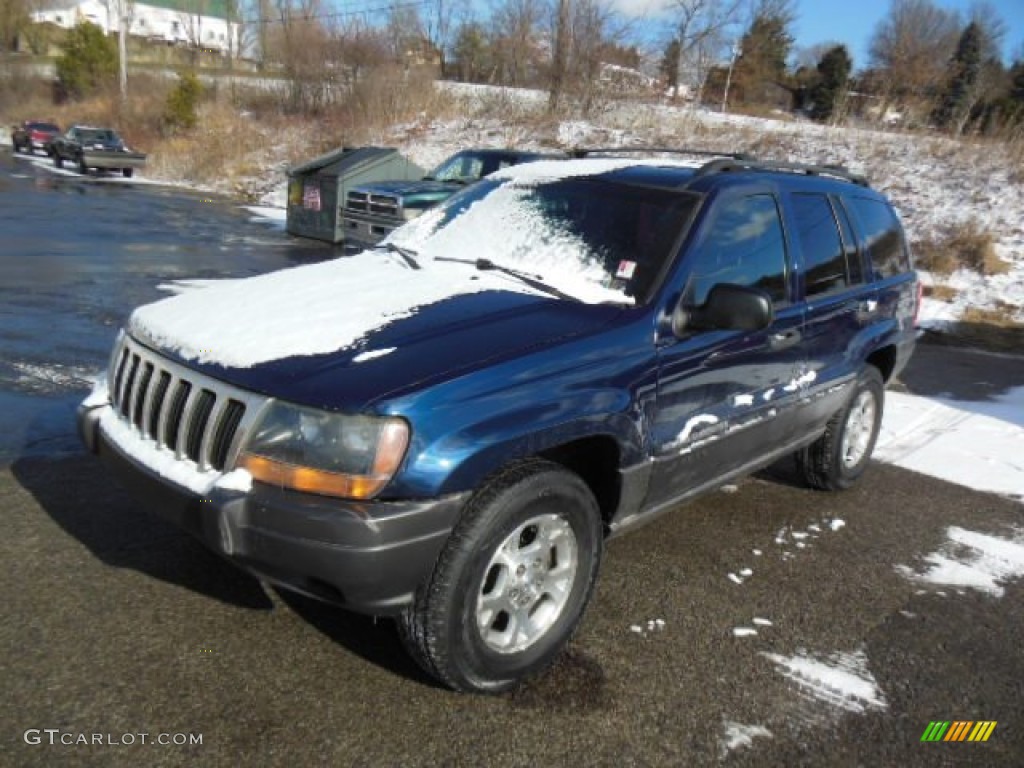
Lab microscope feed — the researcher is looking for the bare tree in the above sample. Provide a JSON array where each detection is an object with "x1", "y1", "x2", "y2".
[
  {"x1": 547, "y1": 0, "x2": 569, "y2": 110},
  {"x1": 0, "y1": 0, "x2": 29, "y2": 52},
  {"x1": 269, "y1": 0, "x2": 335, "y2": 111},
  {"x1": 868, "y1": 0, "x2": 960, "y2": 123},
  {"x1": 665, "y1": 0, "x2": 743, "y2": 102},
  {"x1": 422, "y1": 0, "x2": 464, "y2": 77},
  {"x1": 384, "y1": 2, "x2": 425, "y2": 66},
  {"x1": 490, "y1": 0, "x2": 544, "y2": 87}
]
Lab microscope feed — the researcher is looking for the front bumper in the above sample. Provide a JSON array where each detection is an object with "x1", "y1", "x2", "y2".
[
  {"x1": 341, "y1": 211, "x2": 402, "y2": 248},
  {"x1": 79, "y1": 403, "x2": 467, "y2": 615}
]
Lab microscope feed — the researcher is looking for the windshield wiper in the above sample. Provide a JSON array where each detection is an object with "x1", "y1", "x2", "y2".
[
  {"x1": 435, "y1": 256, "x2": 577, "y2": 302},
  {"x1": 378, "y1": 242, "x2": 420, "y2": 270}
]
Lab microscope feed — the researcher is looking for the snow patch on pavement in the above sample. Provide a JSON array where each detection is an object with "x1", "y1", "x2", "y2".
[
  {"x1": 11, "y1": 362, "x2": 100, "y2": 392},
  {"x1": 896, "y1": 526, "x2": 1024, "y2": 597},
  {"x1": 876, "y1": 389, "x2": 1024, "y2": 500},
  {"x1": 720, "y1": 721, "x2": 772, "y2": 758},
  {"x1": 762, "y1": 648, "x2": 887, "y2": 715}
]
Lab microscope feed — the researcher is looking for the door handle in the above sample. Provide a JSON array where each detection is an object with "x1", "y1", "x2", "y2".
[
  {"x1": 859, "y1": 299, "x2": 878, "y2": 313},
  {"x1": 769, "y1": 329, "x2": 801, "y2": 350}
]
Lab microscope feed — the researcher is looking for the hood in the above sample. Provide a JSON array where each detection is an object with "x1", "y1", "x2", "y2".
[
  {"x1": 351, "y1": 179, "x2": 459, "y2": 197},
  {"x1": 128, "y1": 251, "x2": 622, "y2": 411},
  {"x1": 187, "y1": 292, "x2": 619, "y2": 410}
]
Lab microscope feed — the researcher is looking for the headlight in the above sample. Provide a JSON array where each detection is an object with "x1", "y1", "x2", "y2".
[
  {"x1": 237, "y1": 402, "x2": 409, "y2": 500},
  {"x1": 401, "y1": 207, "x2": 424, "y2": 221}
]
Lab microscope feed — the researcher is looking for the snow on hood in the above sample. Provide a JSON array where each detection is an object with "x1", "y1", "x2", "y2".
[{"x1": 129, "y1": 249, "x2": 541, "y2": 369}]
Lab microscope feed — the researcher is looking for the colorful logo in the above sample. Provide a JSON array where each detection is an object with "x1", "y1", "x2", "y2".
[{"x1": 921, "y1": 721, "x2": 996, "y2": 742}]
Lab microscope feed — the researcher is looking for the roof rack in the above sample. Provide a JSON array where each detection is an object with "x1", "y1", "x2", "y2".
[
  {"x1": 568, "y1": 147, "x2": 755, "y2": 161},
  {"x1": 692, "y1": 157, "x2": 870, "y2": 187}
]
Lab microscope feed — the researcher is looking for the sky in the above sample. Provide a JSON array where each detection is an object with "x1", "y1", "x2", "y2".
[
  {"x1": 792, "y1": 0, "x2": 1024, "y2": 70},
  {"x1": 617, "y1": 0, "x2": 1024, "y2": 69}
]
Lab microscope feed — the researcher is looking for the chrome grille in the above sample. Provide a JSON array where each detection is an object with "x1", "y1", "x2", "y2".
[
  {"x1": 107, "y1": 336, "x2": 267, "y2": 472},
  {"x1": 345, "y1": 190, "x2": 400, "y2": 218}
]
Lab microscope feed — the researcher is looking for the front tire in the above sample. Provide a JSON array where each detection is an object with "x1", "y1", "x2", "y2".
[
  {"x1": 54, "y1": 152, "x2": 63, "y2": 169},
  {"x1": 122, "y1": 168, "x2": 133, "y2": 178},
  {"x1": 399, "y1": 459, "x2": 603, "y2": 693},
  {"x1": 78, "y1": 155, "x2": 88, "y2": 175},
  {"x1": 797, "y1": 366, "x2": 884, "y2": 491}
]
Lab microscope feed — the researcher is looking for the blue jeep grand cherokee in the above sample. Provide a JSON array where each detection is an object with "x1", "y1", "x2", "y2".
[{"x1": 79, "y1": 153, "x2": 918, "y2": 693}]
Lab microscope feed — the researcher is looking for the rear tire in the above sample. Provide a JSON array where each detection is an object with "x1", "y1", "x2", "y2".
[
  {"x1": 398, "y1": 458, "x2": 603, "y2": 693},
  {"x1": 54, "y1": 152, "x2": 63, "y2": 169},
  {"x1": 797, "y1": 366, "x2": 884, "y2": 491},
  {"x1": 123, "y1": 168, "x2": 133, "y2": 178},
  {"x1": 78, "y1": 155, "x2": 88, "y2": 175}
]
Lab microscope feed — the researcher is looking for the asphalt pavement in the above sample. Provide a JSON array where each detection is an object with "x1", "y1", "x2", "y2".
[{"x1": 1, "y1": 148, "x2": 1022, "y2": 767}]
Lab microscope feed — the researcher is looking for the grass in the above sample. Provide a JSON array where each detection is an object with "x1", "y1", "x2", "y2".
[
  {"x1": 912, "y1": 219, "x2": 1009, "y2": 277},
  {"x1": 922, "y1": 284, "x2": 958, "y2": 302}
]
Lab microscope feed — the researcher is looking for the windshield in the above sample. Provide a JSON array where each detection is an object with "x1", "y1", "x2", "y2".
[
  {"x1": 80, "y1": 129, "x2": 117, "y2": 143},
  {"x1": 390, "y1": 176, "x2": 698, "y2": 304},
  {"x1": 427, "y1": 152, "x2": 523, "y2": 184}
]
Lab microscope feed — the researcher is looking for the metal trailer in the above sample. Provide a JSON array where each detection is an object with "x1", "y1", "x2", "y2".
[{"x1": 286, "y1": 146, "x2": 425, "y2": 244}]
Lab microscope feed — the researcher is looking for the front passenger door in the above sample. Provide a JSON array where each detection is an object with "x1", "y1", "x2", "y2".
[{"x1": 646, "y1": 191, "x2": 806, "y2": 508}]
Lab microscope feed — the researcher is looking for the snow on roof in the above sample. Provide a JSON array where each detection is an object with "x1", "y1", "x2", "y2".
[{"x1": 489, "y1": 156, "x2": 701, "y2": 184}]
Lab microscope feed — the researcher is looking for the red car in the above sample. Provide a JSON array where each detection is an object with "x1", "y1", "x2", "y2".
[{"x1": 12, "y1": 120, "x2": 61, "y2": 155}]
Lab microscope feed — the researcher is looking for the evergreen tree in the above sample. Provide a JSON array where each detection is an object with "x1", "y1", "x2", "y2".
[
  {"x1": 934, "y1": 21, "x2": 983, "y2": 132},
  {"x1": 1010, "y1": 60, "x2": 1024, "y2": 103},
  {"x1": 661, "y1": 38, "x2": 681, "y2": 96},
  {"x1": 55, "y1": 22, "x2": 118, "y2": 100},
  {"x1": 163, "y1": 71, "x2": 203, "y2": 134},
  {"x1": 733, "y1": 0, "x2": 795, "y2": 108},
  {"x1": 451, "y1": 22, "x2": 490, "y2": 83},
  {"x1": 809, "y1": 45, "x2": 852, "y2": 122}
]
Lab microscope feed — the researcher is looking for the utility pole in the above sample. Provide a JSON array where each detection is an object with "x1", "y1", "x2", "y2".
[
  {"x1": 548, "y1": 0, "x2": 570, "y2": 113},
  {"x1": 117, "y1": 0, "x2": 128, "y2": 100},
  {"x1": 721, "y1": 40, "x2": 740, "y2": 113}
]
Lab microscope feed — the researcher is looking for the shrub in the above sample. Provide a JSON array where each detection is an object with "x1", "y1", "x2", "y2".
[
  {"x1": 912, "y1": 220, "x2": 1008, "y2": 276},
  {"x1": 947, "y1": 220, "x2": 1009, "y2": 275},
  {"x1": 922, "y1": 284, "x2": 958, "y2": 302},
  {"x1": 55, "y1": 22, "x2": 117, "y2": 100},
  {"x1": 163, "y1": 71, "x2": 203, "y2": 134}
]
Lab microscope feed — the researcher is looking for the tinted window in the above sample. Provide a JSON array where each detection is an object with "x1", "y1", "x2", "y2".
[
  {"x1": 791, "y1": 193, "x2": 848, "y2": 297},
  {"x1": 687, "y1": 194, "x2": 788, "y2": 305},
  {"x1": 846, "y1": 197, "x2": 908, "y2": 279},
  {"x1": 832, "y1": 197, "x2": 864, "y2": 284}
]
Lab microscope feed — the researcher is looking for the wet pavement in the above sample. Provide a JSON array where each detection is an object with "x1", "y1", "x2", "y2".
[
  {"x1": 1, "y1": 151, "x2": 1023, "y2": 767},
  {"x1": 0, "y1": 151, "x2": 333, "y2": 461}
]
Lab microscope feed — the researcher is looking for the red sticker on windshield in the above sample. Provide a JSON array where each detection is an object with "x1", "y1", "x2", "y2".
[{"x1": 616, "y1": 260, "x2": 637, "y2": 279}]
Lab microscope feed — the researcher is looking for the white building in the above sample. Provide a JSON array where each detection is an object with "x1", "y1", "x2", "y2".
[{"x1": 32, "y1": 0, "x2": 241, "y2": 55}]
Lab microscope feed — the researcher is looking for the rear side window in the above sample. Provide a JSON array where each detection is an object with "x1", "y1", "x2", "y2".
[
  {"x1": 845, "y1": 197, "x2": 909, "y2": 279},
  {"x1": 790, "y1": 193, "x2": 848, "y2": 297},
  {"x1": 686, "y1": 194, "x2": 788, "y2": 305}
]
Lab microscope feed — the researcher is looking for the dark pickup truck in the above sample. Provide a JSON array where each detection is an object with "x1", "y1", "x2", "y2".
[
  {"x1": 79, "y1": 151, "x2": 918, "y2": 694},
  {"x1": 51, "y1": 125, "x2": 146, "y2": 178},
  {"x1": 341, "y1": 148, "x2": 548, "y2": 248}
]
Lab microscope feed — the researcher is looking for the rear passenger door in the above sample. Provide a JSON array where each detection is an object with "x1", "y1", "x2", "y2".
[
  {"x1": 646, "y1": 190, "x2": 806, "y2": 508},
  {"x1": 785, "y1": 192, "x2": 873, "y2": 436}
]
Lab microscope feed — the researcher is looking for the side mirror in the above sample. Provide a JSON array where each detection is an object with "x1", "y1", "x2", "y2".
[{"x1": 672, "y1": 284, "x2": 774, "y2": 336}]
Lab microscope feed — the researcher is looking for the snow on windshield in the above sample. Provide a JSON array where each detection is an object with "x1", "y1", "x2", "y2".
[
  {"x1": 390, "y1": 159, "x2": 698, "y2": 305},
  {"x1": 391, "y1": 181, "x2": 628, "y2": 304}
]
